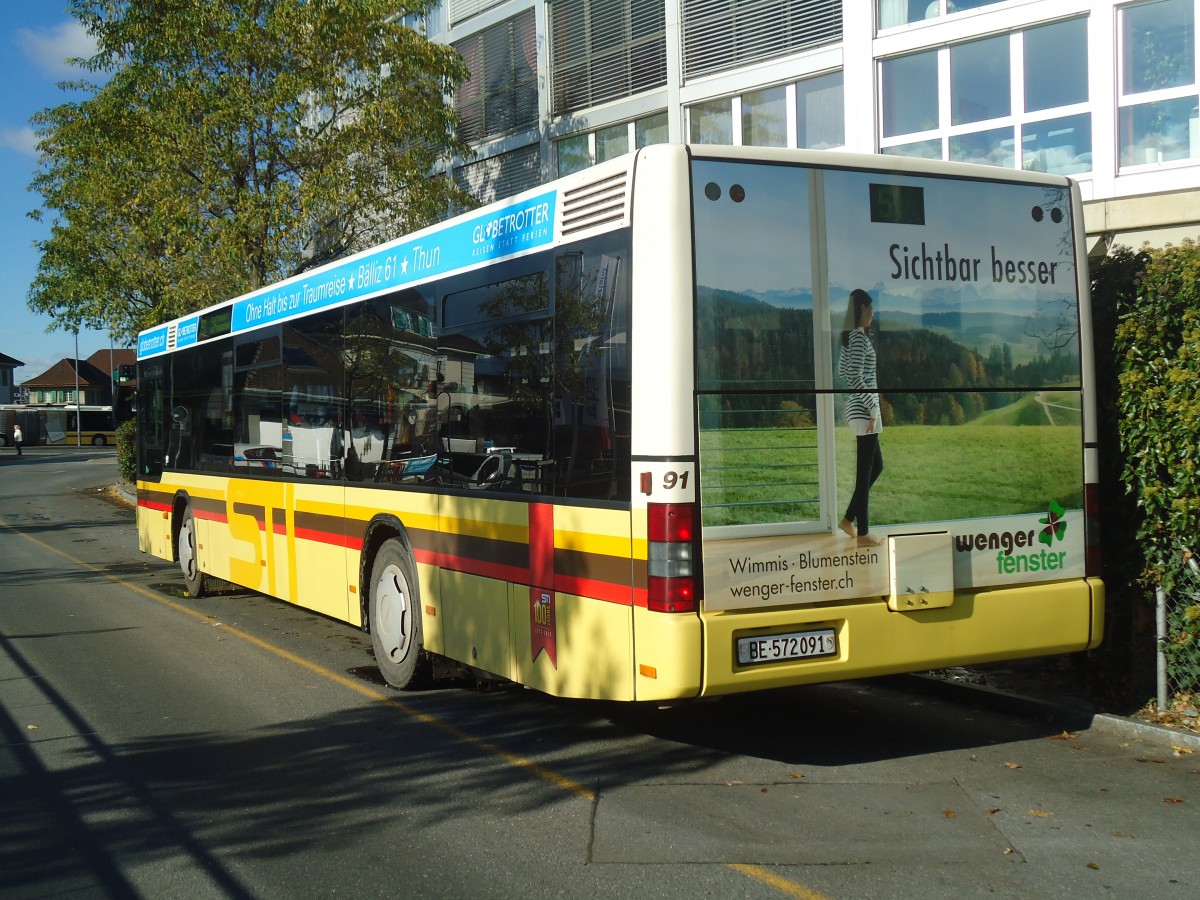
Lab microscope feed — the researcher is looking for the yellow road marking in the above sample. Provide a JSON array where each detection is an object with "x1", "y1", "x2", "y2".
[
  {"x1": 729, "y1": 865, "x2": 831, "y2": 899},
  {"x1": 4, "y1": 516, "x2": 830, "y2": 897}
]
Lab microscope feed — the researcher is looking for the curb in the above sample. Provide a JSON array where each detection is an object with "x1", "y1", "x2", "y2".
[
  {"x1": 1086, "y1": 712, "x2": 1200, "y2": 751},
  {"x1": 902, "y1": 674, "x2": 1200, "y2": 752}
]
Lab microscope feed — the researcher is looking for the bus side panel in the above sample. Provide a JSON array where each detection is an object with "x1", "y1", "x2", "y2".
[
  {"x1": 290, "y1": 483, "x2": 353, "y2": 622},
  {"x1": 633, "y1": 606, "x2": 703, "y2": 701},
  {"x1": 511, "y1": 589, "x2": 635, "y2": 701},
  {"x1": 441, "y1": 570, "x2": 512, "y2": 680},
  {"x1": 700, "y1": 579, "x2": 1101, "y2": 696},
  {"x1": 136, "y1": 481, "x2": 175, "y2": 558}
]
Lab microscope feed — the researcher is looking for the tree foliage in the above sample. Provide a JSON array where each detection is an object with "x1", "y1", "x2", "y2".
[{"x1": 28, "y1": 0, "x2": 472, "y2": 342}]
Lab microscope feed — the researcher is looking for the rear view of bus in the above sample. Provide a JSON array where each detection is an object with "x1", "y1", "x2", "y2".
[{"x1": 630, "y1": 145, "x2": 1102, "y2": 698}]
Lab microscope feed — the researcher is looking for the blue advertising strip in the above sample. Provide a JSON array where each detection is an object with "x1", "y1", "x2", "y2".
[
  {"x1": 176, "y1": 316, "x2": 199, "y2": 349},
  {"x1": 138, "y1": 326, "x2": 169, "y2": 359},
  {"x1": 227, "y1": 192, "x2": 557, "y2": 335},
  {"x1": 136, "y1": 190, "x2": 558, "y2": 360}
]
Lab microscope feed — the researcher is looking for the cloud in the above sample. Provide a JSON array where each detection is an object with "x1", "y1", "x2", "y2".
[
  {"x1": 1, "y1": 126, "x2": 41, "y2": 157},
  {"x1": 16, "y1": 20, "x2": 99, "y2": 78}
]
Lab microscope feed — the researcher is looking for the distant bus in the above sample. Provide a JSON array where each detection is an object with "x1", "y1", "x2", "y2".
[
  {"x1": 0, "y1": 404, "x2": 116, "y2": 447},
  {"x1": 133, "y1": 145, "x2": 1103, "y2": 700}
]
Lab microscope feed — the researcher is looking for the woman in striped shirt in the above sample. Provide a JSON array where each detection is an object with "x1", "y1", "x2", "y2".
[{"x1": 837, "y1": 288, "x2": 884, "y2": 546}]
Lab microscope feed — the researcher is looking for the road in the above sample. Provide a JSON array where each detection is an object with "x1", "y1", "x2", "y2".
[{"x1": 1, "y1": 447, "x2": 1196, "y2": 899}]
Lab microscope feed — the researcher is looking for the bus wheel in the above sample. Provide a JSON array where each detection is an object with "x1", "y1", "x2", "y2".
[
  {"x1": 368, "y1": 540, "x2": 429, "y2": 689},
  {"x1": 92, "y1": 434, "x2": 106, "y2": 446},
  {"x1": 177, "y1": 504, "x2": 207, "y2": 597}
]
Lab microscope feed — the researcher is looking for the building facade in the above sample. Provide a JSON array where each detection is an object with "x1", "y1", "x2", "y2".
[
  {"x1": 0, "y1": 352, "x2": 22, "y2": 404},
  {"x1": 426, "y1": 0, "x2": 1200, "y2": 252}
]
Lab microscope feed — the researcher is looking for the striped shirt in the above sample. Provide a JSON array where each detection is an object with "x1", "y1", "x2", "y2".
[{"x1": 838, "y1": 328, "x2": 879, "y2": 423}]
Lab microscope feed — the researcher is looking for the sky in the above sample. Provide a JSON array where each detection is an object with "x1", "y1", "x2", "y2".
[{"x1": 0, "y1": 6, "x2": 112, "y2": 383}]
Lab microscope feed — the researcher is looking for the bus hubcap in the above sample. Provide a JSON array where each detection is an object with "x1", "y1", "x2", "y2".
[{"x1": 375, "y1": 564, "x2": 412, "y2": 662}]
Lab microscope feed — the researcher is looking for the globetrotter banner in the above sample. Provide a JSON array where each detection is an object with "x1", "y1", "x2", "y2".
[{"x1": 138, "y1": 190, "x2": 558, "y2": 359}]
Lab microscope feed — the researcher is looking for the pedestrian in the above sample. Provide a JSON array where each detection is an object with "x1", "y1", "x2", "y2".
[{"x1": 13, "y1": 423, "x2": 23, "y2": 457}]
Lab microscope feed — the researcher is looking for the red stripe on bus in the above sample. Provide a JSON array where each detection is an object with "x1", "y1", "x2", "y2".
[
  {"x1": 138, "y1": 499, "x2": 172, "y2": 513},
  {"x1": 528, "y1": 503, "x2": 554, "y2": 586},
  {"x1": 414, "y1": 549, "x2": 634, "y2": 607},
  {"x1": 194, "y1": 509, "x2": 228, "y2": 524},
  {"x1": 294, "y1": 526, "x2": 364, "y2": 551}
]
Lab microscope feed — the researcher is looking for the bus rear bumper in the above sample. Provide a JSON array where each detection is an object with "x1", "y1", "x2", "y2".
[{"x1": 699, "y1": 578, "x2": 1104, "y2": 697}]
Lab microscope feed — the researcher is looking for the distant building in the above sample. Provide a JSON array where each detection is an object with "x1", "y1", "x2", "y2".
[
  {"x1": 0, "y1": 352, "x2": 22, "y2": 404},
  {"x1": 86, "y1": 348, "x2": 137, "y2": 389},
  {"x1": 22, "y1": 357, "x2": 117, "y2": 406}
]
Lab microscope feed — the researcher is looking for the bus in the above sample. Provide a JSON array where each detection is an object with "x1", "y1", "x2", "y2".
[
  {"x1": 133, "y1": 145, "x2": 1103, "y2": 700},
  {"x1": 1, "y1": 404, "x2": 117, "y2": 447}
]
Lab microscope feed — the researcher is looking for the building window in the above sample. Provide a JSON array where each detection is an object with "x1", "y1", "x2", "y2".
[
  {"x1": 686, "y1": 71, "x2": 845, "y2": 150},
  {"x1": 448, "y1": 0, "x2": 508, "y2": 28},
  {"x1": 689, "y1": 98, "x2": 734, "y2": 144},
  {"x1": 555, "y1": 112, "x2": 668, "y2": 176},
  {"x1": 796, "y1": 71, "x2": 845, "y2": 149},
  {"x1": 742, "y1": 86, "x2": 788, "y2": 147},
  {"x1": 550, "y1": 0, "x2": 667, "y2": 116},
  {"x1": 1118, "y1": 0, "x2": 1199, "y2": 167},
  {"x1": 878, "y1": 0, "x2": 1006, "y2": 30},
  {"x1": 683, "y1": 0, "x2": 842, "y2": 80},
  {"x1": 455, "y1": 144, "x2": 542, "y2": 204},
  {"x1": 881, "y1": 18, "x2": 1092, "y2": 175},
  {"x1": 454, "y1": 10, "x2": 538, "y2": 143}
]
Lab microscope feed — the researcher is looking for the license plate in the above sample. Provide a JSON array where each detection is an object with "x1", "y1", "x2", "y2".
[{"x1": 736, "y1": 629, "x2": 837, "y2": 666}]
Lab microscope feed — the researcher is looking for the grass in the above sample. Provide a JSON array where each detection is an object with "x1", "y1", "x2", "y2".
[{"x1": 701, "y1": 421, "x2": 1083, "y2": 528}]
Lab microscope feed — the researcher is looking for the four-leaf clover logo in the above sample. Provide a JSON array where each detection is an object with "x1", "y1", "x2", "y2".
[{"x1": 1038, "y1": 501, "x2": 1067, "y2": 547}]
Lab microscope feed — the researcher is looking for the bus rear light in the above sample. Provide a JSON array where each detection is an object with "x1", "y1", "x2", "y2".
[
  {"x1": 647, "y1": 502, "x2": 697, "y2": 613},
  {"x1": 648, "y1": 502, "x2": 695, "y2": 542},
  {"x1": 647, "y1": 574, "x2": 696, "y2": 613}
]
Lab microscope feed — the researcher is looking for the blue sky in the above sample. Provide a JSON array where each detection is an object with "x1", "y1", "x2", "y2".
[{"x1": 1, "y1": 7, "x2": 112, "y2": 383}]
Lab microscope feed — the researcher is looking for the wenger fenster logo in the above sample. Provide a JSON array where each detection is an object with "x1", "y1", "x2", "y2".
[{"x1": 955, "y1": 501, "x2": 1070, "y2": 576}]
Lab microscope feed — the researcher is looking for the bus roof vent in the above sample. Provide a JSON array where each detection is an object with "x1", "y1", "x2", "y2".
[
  {"x1": 561, "y1": 169, "x2": 629, "y2": 237},
  {"x1": 166, "y1": 324, "x2": 178, "y2": 351}
]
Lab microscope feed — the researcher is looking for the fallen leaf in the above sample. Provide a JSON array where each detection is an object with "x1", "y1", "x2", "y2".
[
  {"x1": 726, "y1": 780, "x2": 743, "y2": 785},
  {"x1": 1087, "y1": 862, "x2": 1100, "y2": 870},
  {"x1": 986, "y1": 807, "x2": 1002, "y2": 815},
  {"x1": 1027, "y1": 810, "x2": 1054, "y2": 817},
  {"x1": 787, "y1": 773, "x2": 805, "y2": 779},
  {"x1": 1003, "y1": 762, "x2": 1023, "y2": 769},
  {"x1": 1111, "y1": 832, "x2": 1134, "y2": 838},
  {"x1": 1119, "y1": 742, "x2": 1131, "y2": 749},
  {"x1": 1163, "y1": 797, "x2": 1183, "y2": 804},
  {"x1": 760, "y1": 787, "x2": 768, "y2": 793},
  {"x1": 1003, "y1": 847, "x2": 1014, "y2": 855},
  {"x1": 943, "y1": 808, "x2": 956, "y2": 819},
  {"x1": 26, "y1": 724, "x2": 38, "y2": 731},
  {"x1": 1172, "y1": 745, "x2": 1194, "y2": 756},
  {"x1": 1048, "y1": 731, "x2": 1079, "y2": 740}
]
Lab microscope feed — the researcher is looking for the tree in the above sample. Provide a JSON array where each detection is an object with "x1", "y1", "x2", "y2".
[{"x1": 28, "y1": 0, "x2": 472, "y2": 342}]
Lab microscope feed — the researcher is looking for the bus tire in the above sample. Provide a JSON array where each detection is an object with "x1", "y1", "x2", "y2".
[
  {"x1": 92, "y1": 434, "x2": 106, "y2": 446},
  {"x1": 368, "y1": 539, "x2": 430, "y2": 690},
  {"x1": 177, "y1": 503, "x2": 208, "y2": 598}
]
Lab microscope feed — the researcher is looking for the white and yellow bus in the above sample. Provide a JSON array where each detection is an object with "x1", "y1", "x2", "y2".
[
  {"x1": 1, "y1": 404, "x2": 117, "y2": 447},
  {"x1": 134, "y1": 145, "x2": 1103, "y2": 700}
]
